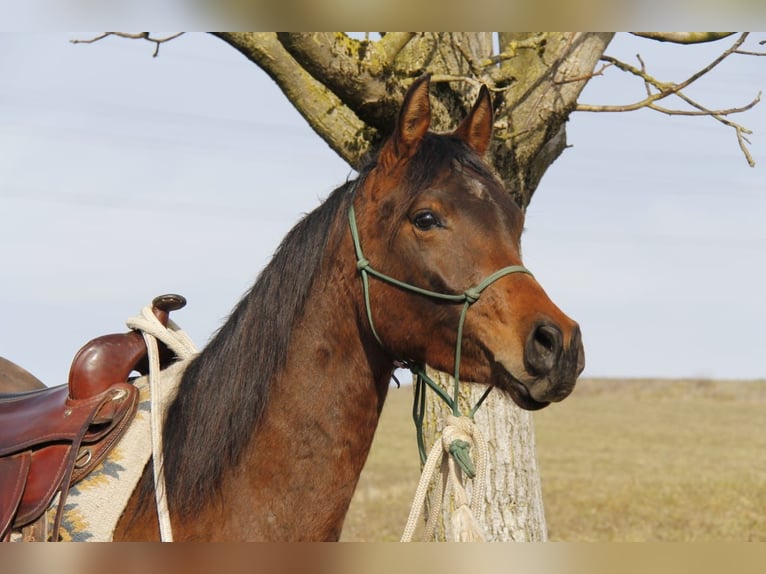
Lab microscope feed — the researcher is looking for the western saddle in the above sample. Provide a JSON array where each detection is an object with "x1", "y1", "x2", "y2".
[{"x1": 0, "y1": 294, "x2": 186, "y2": 541}]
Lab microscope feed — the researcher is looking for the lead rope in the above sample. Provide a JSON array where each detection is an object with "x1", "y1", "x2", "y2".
[
  {"x1": 400, "y1": 414, "x2": 489, "y2": 541},
  {"x1": 126, "y1": 306, "x2": 197, "y2": 543}
]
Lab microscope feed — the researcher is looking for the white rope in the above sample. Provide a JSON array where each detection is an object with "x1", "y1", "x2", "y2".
[
  {"x1": 126, "y1": 305, "x2": 197, "y2": 543},
  {"x1": 401, "y1": 415, "x2": 489, "y2": 542}
]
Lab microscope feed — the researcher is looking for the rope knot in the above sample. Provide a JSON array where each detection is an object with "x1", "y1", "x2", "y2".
[
  {"x1": 356, "y1": 257, "x2": 370, "y2": 271},
  {"x1": 463, "y1": 287, "x2": 481, "y2": 304},
  {"x1": 442, "y1": 415, "x2": 475, "y2": 446},
  {"x1": 442, "y1": 415, "x2": 477, "y2": 479},
  {"x1": 401, "y1": 413, "x2": 489, "y2": 542}
]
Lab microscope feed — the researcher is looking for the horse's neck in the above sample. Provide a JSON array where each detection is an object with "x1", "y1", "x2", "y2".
[{"x1": 212, "y1": 260, "x2": 392, "y2": 540}]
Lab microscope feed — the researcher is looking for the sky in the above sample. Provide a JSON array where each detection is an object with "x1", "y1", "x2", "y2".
[{"x1": 0, "y1": 32, "x2": 764, "y2": 385}]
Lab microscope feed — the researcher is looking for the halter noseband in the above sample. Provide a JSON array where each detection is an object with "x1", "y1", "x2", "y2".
[{"x1": 348, "y1": 201, "x2": 533, "y2": 465}]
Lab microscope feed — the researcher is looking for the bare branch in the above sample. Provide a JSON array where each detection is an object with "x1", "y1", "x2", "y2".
[
  {"x1": 649, "y1": 92, "x2": 761, "y2": 118},
  {"x1": 636, "y1": 54, "x2": 653, "y2": 98},
  {"x1": 631, "y1": 32, "x2": 736, "y2": 44},
  {"x1": 71, "y1": 32, "x2": 111, "y2": 44},
  {"x1": 735, "y1": 49, "x2": 766, "y2": 57},
  {"x1": 576, "y1": 33, "x2": 760, "y2": 165},
  {"x1": 673, "y1": 33, "x2": 749, "y2": 91},
  {"x1": 70, "y1": 32, "x2": 184, "y2": 57},
  {"x1": 553, "y1": 61, "x2": 613, "y2": 85},
  {"x1": 667, "y1": 90, "x2": 759, "y2": 167}
]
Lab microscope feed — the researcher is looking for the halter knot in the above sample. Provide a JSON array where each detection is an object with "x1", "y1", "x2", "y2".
[
  {"x1": 401, "y1": 412, "x2": 489, "y2": 542},
  {"x1": 442, "y1": 415, "x2": 478, "y2": 478},
  {"x1": 441, "y1": 414, "x2": 476, "y2": 444},
  {"x1": 355, "y1": 257, "x2": 370, "y2": 271},
  {"x1": 463, "y1": 287, "x2": 481, "y2": 304}
]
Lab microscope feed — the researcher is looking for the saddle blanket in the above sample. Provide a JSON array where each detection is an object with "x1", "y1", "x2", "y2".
[{"x1": 11, "y1": 360, "x2": 188, "y2": 542}]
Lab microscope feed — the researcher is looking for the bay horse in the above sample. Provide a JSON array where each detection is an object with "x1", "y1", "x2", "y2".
[
  {"x1": 0, "y1": 357, "x2": 45, "y2": 393},
  {"x1": 113, "y1": 75, "x2": 584, "y2": 541}
]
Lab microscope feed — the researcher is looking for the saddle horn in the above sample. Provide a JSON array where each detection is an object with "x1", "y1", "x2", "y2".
[{"x1": 68, "y1": 294, "x2": 186, "y2": 400}]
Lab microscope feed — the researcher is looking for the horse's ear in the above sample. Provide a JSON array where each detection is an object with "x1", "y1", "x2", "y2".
[
  {"x1": 379, "y1": 75, "x2": 432, "y2": 170},
  {"x1": 454, "y1": 84, "x2": 493, "y2": 156}
]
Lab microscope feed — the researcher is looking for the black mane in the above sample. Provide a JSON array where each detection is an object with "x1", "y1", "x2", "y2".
[{"x1": 162, "y1": 180, "x2": 353, "y2": 514}]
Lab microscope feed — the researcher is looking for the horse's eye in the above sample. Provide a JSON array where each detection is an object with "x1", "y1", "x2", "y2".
[{"x1": 413, "y1": 211, "x2": 440, "y2": 231}]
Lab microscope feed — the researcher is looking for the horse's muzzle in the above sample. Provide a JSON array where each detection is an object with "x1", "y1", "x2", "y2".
[{"x1": 524, "y1": 322, "x2": 585, "y2": 403}]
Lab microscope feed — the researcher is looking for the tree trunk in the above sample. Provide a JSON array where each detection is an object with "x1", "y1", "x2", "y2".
[{"x1": 419, "y1": 368, "x2": 548, "y2": 541}]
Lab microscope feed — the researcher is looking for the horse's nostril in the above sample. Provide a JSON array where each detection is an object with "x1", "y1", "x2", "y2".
[
  {"x1": 525, "y1": 322, "x2": 562, "y2": 377},
  {"x1": 535, "y1": 326, "x2": 557, "y2": 354}
]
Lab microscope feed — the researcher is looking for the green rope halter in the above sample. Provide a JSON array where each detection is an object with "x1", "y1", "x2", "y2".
[{"x1": 348, "y1": 202, "x2": 533, "y2": 472}]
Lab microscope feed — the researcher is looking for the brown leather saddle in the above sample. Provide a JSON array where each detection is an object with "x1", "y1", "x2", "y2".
[{"x1": 0, "y1": 294, "x2": 186, "y2": 541}]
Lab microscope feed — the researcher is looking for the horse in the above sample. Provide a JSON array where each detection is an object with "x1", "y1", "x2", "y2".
[
  {"x1": 111, "y1": 75, "x2": 585, "y2": 541},
  {"x1": 0, "y1": 357, "x2": 45, "y2": 394}
]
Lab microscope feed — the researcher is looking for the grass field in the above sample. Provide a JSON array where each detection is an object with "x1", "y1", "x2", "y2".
[{"x1": 341, "y1": 378, "x2": 766, "y2": 541}]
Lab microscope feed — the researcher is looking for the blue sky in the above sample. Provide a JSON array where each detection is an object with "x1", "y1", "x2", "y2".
[{"x1": 1, "y1": 32, "x2": 764, "y2": 384}]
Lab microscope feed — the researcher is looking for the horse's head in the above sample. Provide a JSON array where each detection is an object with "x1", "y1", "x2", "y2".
[{"x1": 351, "y1": 75, "x2": 584, "y2": 410}]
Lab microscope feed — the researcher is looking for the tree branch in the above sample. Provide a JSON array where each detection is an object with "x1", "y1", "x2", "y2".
[
  {"x1": 583, "y1": 33, "x2": 749, "y2": 110},
  {"x1": 553, "y1": 61, "x2": 613, "y2": 85},
  {"x1": 631, "y1": 32, "x2": 736, "y2": 44},
  {"x1": 648, "y1": 93, "x2": 761, "y2": 118},
  {"x1": 274, "y1": 33, "x2": 404, "y2": 131},
  {"x1": 72, "y1": 32, "x2": 384, "y2": 164},
  {"x1": 212, "y1": 32, "x2": 372, "y2": 169},
  {"x1": 377, "y1": 32, "x2": 417, "y2": 64},
  {"x1": 492, "y1": 32, "x2": 615, "y2": 207},
  {"x1": 657, "y1": 90, "x2": 759, "y2": 167},
  {"x1": 576, "y1": 33, "x2": 760, "y2": 166},
  {"x1": 735, "y1": 49, "x2": 766, "y2": 57},
  {"x1": 70, "y1": 32, "x2": 184, "y2": 57}
]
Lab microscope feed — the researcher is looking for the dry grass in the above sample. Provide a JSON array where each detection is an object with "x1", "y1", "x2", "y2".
[
  {"x1": 535, "y1": 378, "x2": 766, "y2": 541},
  {"x1": 341, "y1": 378, "x2": 766, "y2": 541}
]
